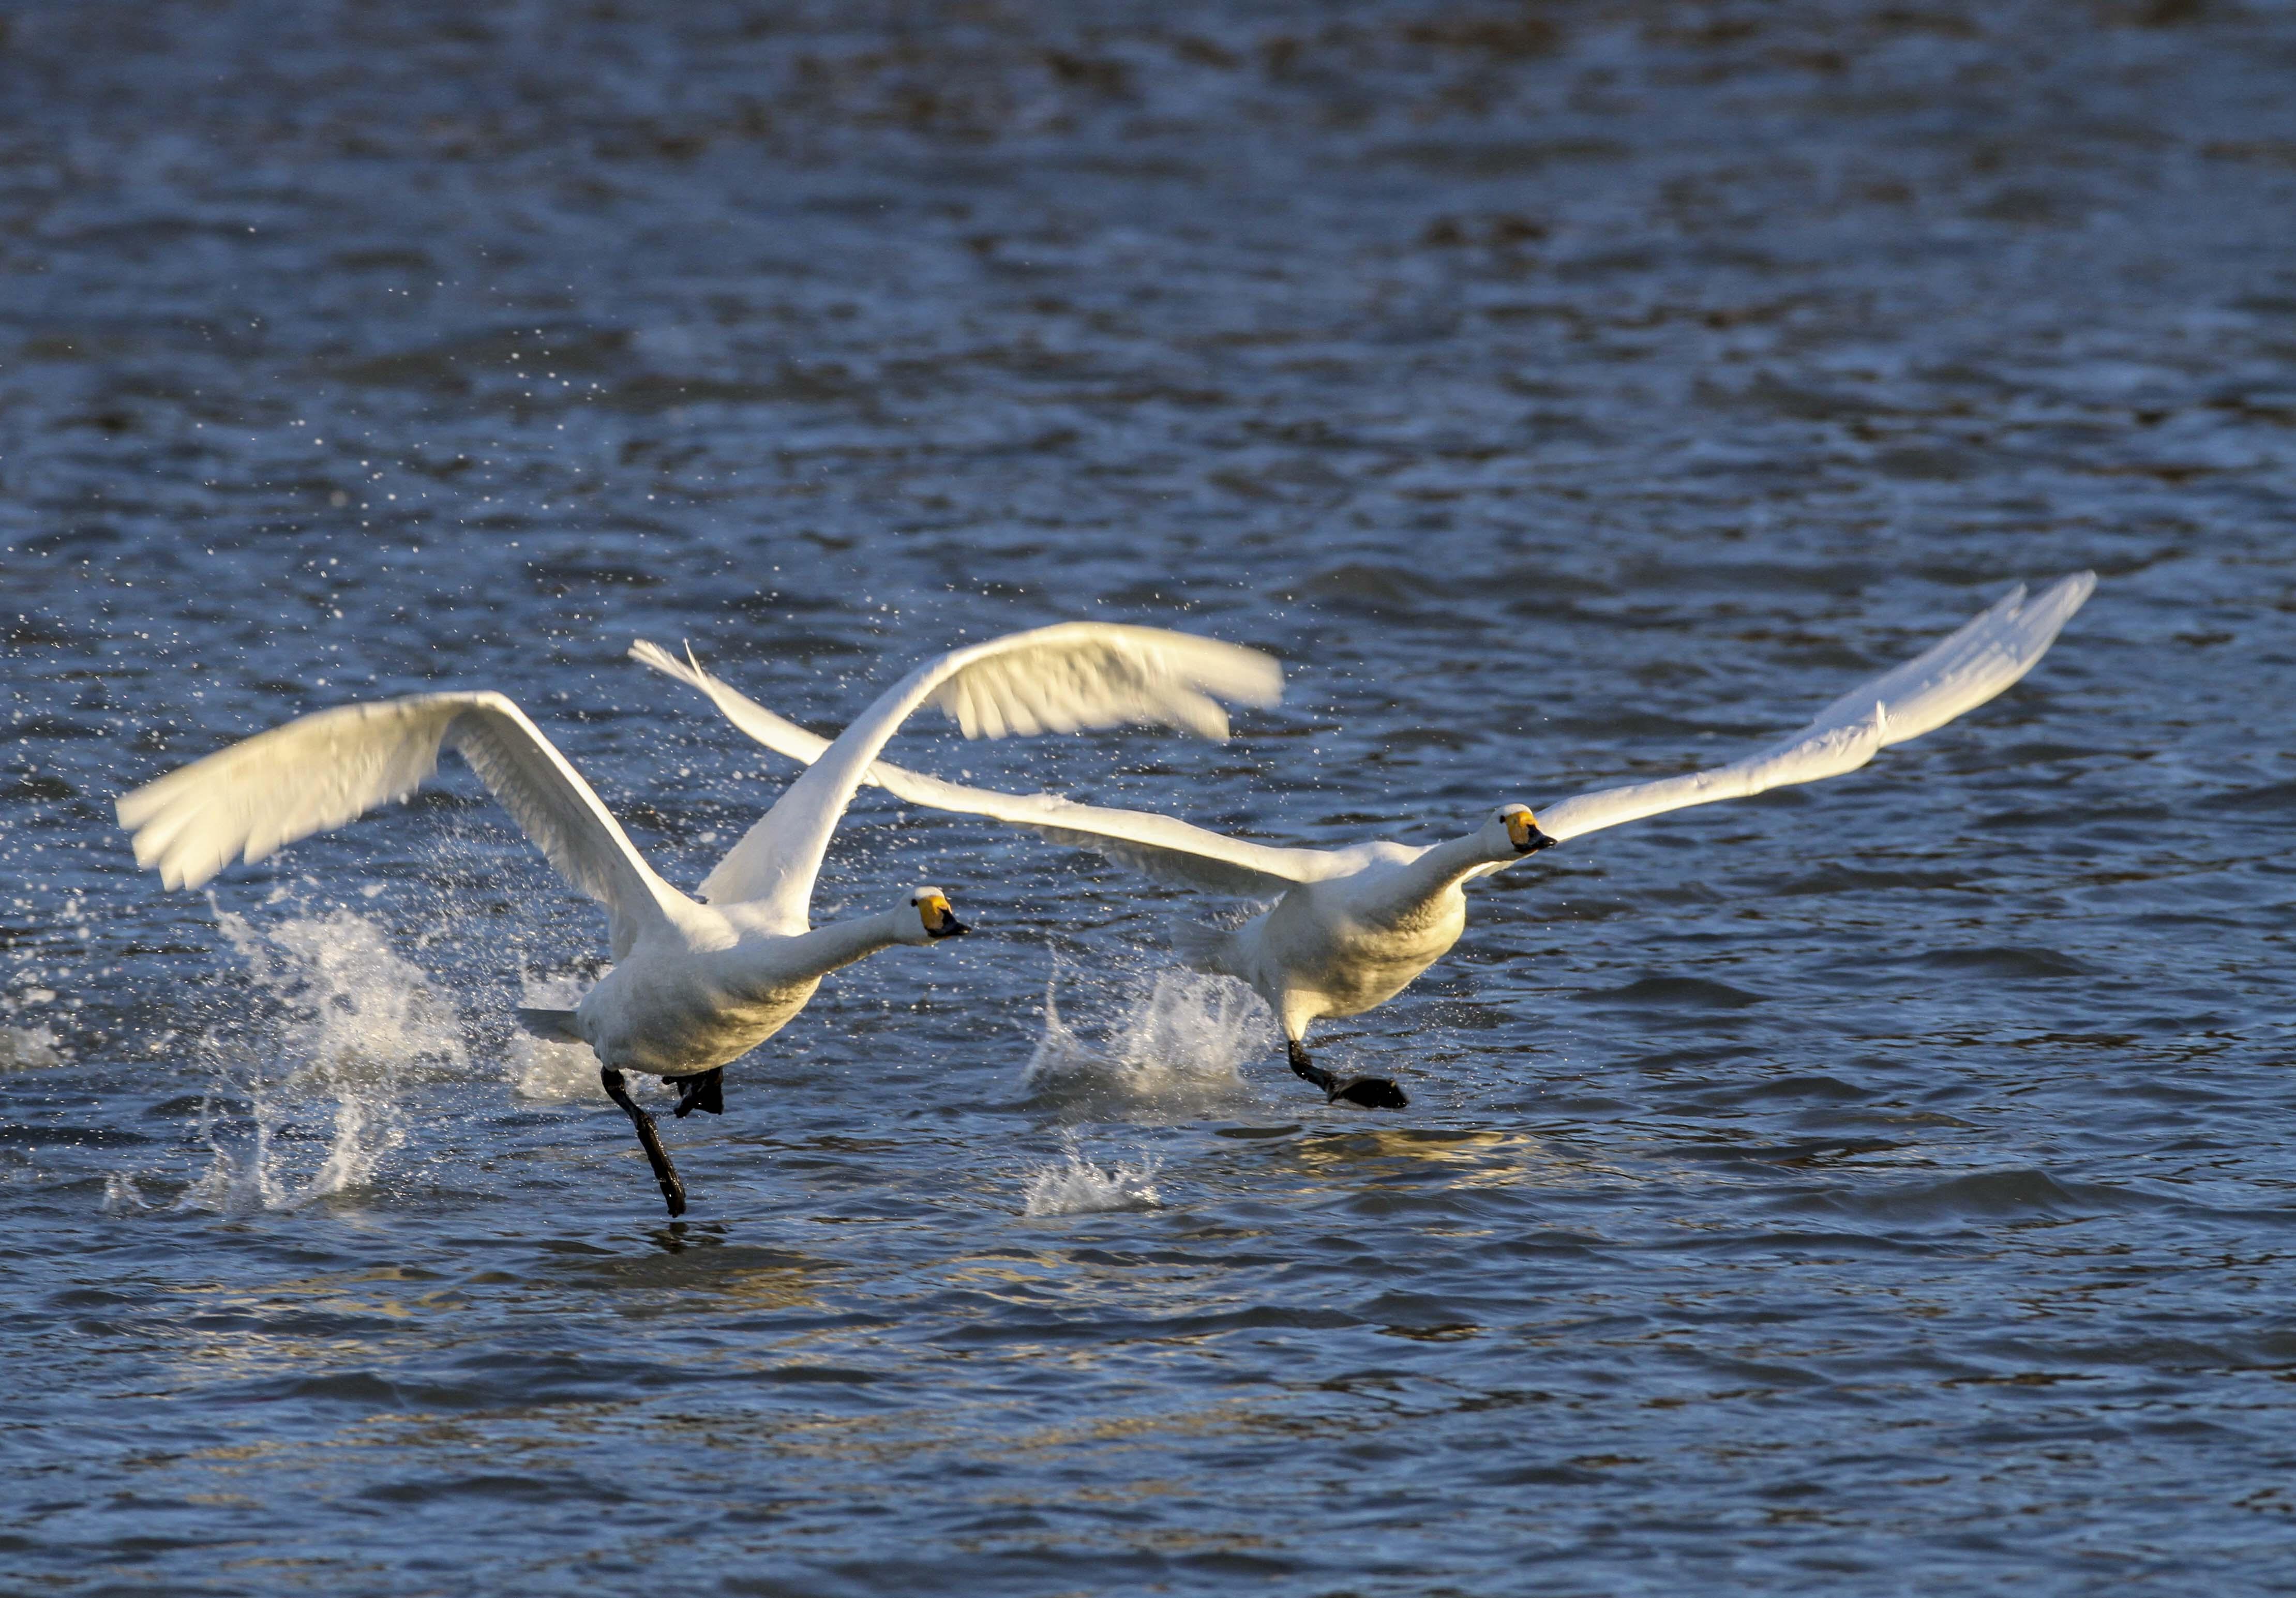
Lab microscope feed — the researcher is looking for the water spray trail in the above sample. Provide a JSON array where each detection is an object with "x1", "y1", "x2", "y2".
[
  {"x1": 177, "y1": 907, "x2": 468, "y2": 1213},
  {"x1": 508, "y1": 968, "x2": 606, "y2": 1104},
  {"x1": 1023, "y1": 963, "x2": 1268, "y2": 1108},
  {"x1": 1022, "y1": 1137, "x2": 1162, "y2": 1216}
]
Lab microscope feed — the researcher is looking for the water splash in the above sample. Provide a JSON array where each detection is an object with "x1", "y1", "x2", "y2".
[
  {"x1": 508, "y1": 968, "x2": 606, "y2": 1104},
  {"x1": 102, "y1": 1171, "x2": 147, "y2": 1216},
  {"x1": 0, "y1": 982, "x2": 68, "y2": 1070},
  {"x1": 1023, "y1": 965, "x2": 1267, "y2": 1111},
  {"x1": 1022, "y1": 1139, "x2": 1162, "y2": 1216},
  {"x1": 0, "y1": 1023, "x2": 66, "y2": 1069},
  {"x1": 180, "y1": 908, "x2": 469, "y2": 1214}
]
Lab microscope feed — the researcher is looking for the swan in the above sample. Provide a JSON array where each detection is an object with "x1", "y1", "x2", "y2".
[
  {"x1": 115, "y1": 624, "x2": 1283, "y2": 1214},
  {"x1": 635, "y1": 574, "x2": 2095, "y2": 1112}
]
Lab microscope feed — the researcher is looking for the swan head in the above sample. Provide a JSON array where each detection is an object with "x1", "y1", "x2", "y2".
[
  {"x1": 907, "y1": 886, "x2": 971, "y2": 943},
  {"x1": 1495, "y1": 804, "x2": 1558, "y2": 856}
]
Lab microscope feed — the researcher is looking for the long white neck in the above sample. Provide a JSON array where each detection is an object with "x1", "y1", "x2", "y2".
[
  {"x1": 1355, "y1": 827, "x2": 1513, "y2": 925},
  {"x1": 733, "y1": 906, "x2": 915, "y2": 987}
]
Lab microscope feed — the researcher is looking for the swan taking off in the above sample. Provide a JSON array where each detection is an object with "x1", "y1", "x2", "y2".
[
  {"x1": 637, "y1": 574, "x2": 2095, "y2": 1112},
  {"x1": 115, "y1": 624, "x2": 1282, "y2": 1214}
]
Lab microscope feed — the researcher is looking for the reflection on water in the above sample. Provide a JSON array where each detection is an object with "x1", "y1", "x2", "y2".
[
  {"x1": 7, "y1": 0, "x2": 2296, "y2": 1591},
  {"x1": 1276, "y1": 1123, "x2": 1614, "y2": 1193}
]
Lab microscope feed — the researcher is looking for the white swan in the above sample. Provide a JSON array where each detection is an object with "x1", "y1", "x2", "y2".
[
  {"x1": 636, "y1": 575, "x2": 2095, "y2": 1111},
  {"x1": 115, "y1": 624, "x2": 1282, "y2": 1213}
]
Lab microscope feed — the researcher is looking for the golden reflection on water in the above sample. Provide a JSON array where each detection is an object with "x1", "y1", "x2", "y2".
[
  {"x1": 318, "y1": 1386, "x2": 1312, "y2": 1559},
  {"x1": 137, "y1": 1248, "x2": 836, "y2": 1398},
  {"x1": 1275, "y1": 1125, "x2": 1626, "y2": 1190},
  {"x1": 702, "y1": 1265, "x2": 826, "y2": 1315}
]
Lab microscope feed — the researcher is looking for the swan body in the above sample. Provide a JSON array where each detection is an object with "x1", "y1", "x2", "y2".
[
  {"x1": 637, "y1": 574, "x2": 2095, "y2": 1108},
  {"x1": 1183, "y1": 821, "x2": 1514, "y2": 1044},
  {"x1": 116, "y1": 624, "x2": 1282, "y2": 1209},
  {"x1": 571, "y1": 901, "x2": 943, "y2": 1077}
]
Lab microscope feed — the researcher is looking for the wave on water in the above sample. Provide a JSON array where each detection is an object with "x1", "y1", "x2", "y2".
[
  {"x1": 1022, "y1": 1139, "x2": 1162, "y2": 1216},
  {"x1": 176, "y1": 908, "x2": 469, "y2": 1214},
  {"x1": 1022, "y1": 965, "x2": 1267, "y2": 1111}
]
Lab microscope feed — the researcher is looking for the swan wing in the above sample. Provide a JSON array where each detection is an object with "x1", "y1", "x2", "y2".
[
  {"x1": 633, "y1": 640, "x2": 1323, "y2": 895},
  {"x1": 643, "y1": 625, "x2": 1292, "y2": 925},
  {"x1": 1018, "y1": 809, "x2": 1326, "y2": 895},
  {"x1": 1523, "y1": 572, "x2": 2096, "y2": 852},
  {"x1": 634, "y1": 640, "x2": 1324, "y2": 895},
  {"x1": 116, "y1": 692, "x2": 682, "y2": 956}
]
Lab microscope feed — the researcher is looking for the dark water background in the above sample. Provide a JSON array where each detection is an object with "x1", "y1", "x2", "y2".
[{"x1": 6, "y1": 1, "x2": 2296, "y2": 1591}]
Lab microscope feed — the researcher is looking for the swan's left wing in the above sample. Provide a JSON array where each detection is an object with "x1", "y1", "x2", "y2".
[
  {"x1": 631, "y1": 641, "x2": 1328, "y2": 896},
  {"x1": 1507, "y1": 572, "x2": 2095, "y2": 860},
  {"x1": 686, "y1": 624, "x2": 1286, "y2": 929},
  {"x1": 115, "y1": 692, "x2": 684, "y2": 956}
]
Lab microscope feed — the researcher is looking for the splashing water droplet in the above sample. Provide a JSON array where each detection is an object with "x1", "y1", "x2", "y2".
[
  {"x1": 102, "y1": 1171, "x2": 146, "y2": 1215},
  {"x1": 1024, "y1": 965, "x2": 1268, "y2": 1111},
  {"x1": 1022, "y1": 1138, "x2": 1162, "y2": 1217},
  {"x1": 179, "y1": 908, "x2": 469, "y2": 1213},
  {"x1": 509, "y1": 968, "x2": 606, "y2": 1104},
  {"x1": 0, "y1": 1023, "x2": 67, "y2": 1070}
]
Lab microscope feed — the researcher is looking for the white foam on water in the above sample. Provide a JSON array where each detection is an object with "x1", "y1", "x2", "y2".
[
  {"x1": 179, "y1": 908, "x2": 470, "y2": 1214},
  {"x1": 1022, "y1": 1139, "x2": 1163, "y2": 1217},
  {"x1": 1023, "y1": 965, "x2": 1267, "y2": 1111},
  {"x1": 508, "y1": 968, "x2": 607, "y2": 1104}
]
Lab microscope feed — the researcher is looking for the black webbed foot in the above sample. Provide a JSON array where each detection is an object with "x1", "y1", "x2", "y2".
[
  {"x1": 600, "y1": 1066, "x2": 687, "y2": 1217},
  {"x1": 1328, "y1": 1075, "x2": 1408, "y2": 1111},
  {"x1": 666, "y1": 1066, "x2": 724, "y2": 1119},
  {"x1": 1287, "y1": 1039, "x2": 1407, "y2": 1111}
]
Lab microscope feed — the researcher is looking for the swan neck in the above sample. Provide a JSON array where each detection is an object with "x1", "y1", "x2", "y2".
[
  {"x1": 758, "y1": 907, "x2": 909, "y2": 982},
  {"x1": 1355, "y1": 831, "x2": 1504, "y2": 924},
  {"x1": 1404, "y1": 829, "x2": 1509, "y2": 895}
]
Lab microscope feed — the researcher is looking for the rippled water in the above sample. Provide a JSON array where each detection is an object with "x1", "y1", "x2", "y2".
[{"x1": 6, "y1": 2, "x2": 2296, "y2": 1591}]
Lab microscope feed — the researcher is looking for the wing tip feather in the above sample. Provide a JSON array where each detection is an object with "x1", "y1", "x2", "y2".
[{"x1": 628, "y1": 638, "x2": 707, "y2": 690}]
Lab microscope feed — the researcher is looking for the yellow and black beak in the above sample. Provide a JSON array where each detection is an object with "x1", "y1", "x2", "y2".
[
  {"x1": 919, "y1": 894, "x2": 971, "y2": 939},
  {"x1": 1506, "y1": 810, "x2": 1558, "y2": 855}
]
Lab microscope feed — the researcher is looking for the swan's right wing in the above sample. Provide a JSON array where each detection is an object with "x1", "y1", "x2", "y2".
[
  {"x1": 117, "y1": 692, "x2": 682, "y2": 957},
  {"x1": 1527, "y1": 572, "x2": 2095, "y2": 849},
  {"x1": 631, "y1": 640, "x2": 1329, "y2": 897}
]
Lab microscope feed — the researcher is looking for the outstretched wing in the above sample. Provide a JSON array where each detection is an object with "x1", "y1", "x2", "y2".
[
  {"x1": 649, "y1": 625, "x2": 1295, "y2": 928},
  {"x1": 633, "y1": 640, "x2": 1326, "y2": 896},
  {"x1": 1521, "y1": 572, "x2": 2095, "y2": 853},
  {"x1": 116, "y1": 692, "x2": 683, "y2": 957}
]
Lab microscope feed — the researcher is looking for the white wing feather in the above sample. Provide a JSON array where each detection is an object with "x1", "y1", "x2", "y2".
[
  {"x1": 1527, "y1": 572, "x2": 2095, "y2": 851},
  {"x1": 683, "y1": 624, "x2": 1288, "y2": 928},
  {"x1": 116, "y1": 692, "x2": 682, "y2": 957},
  {"x1": 921, "y1": 627, "x2": 1274, "y2": 741},
  {"x1": 631, "y1": 640, "x2": 1323, "y2": 895}
]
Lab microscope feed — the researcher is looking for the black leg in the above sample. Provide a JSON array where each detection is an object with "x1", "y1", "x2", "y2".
[
  {"x1": 600, "y1": 1066, "x2": 687, "y2": 1216},
  {"x1": 1287, "y1": 1037, "x2": 1407, "y2": 1111},
  {"x1": 1287, "y1": 1036, "x2": 1340, "y2": 1094},
  {"x1": 665, "y1": 1066, "x2": 724, "y2": 1119}
]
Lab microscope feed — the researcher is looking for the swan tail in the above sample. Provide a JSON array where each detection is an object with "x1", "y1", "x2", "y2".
[
  {"x1": 516, "y1": 1007, "x2": 586, "y2": 1045},
  {"x1": 1169, "y1": 919, "x2": 1236, "y2": 976}
]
